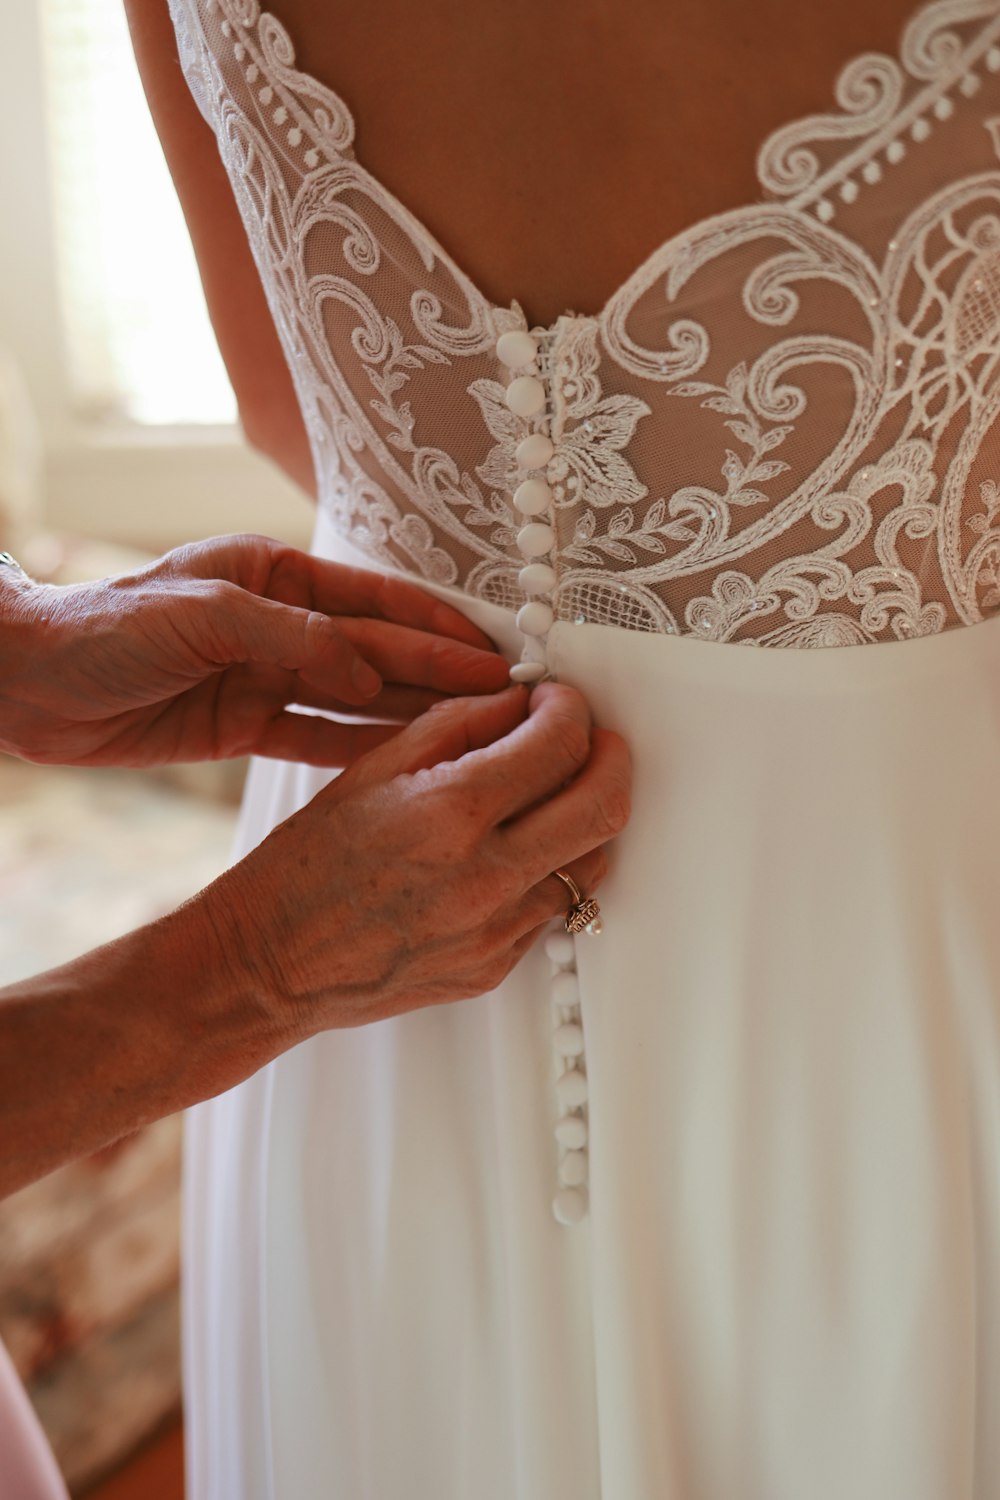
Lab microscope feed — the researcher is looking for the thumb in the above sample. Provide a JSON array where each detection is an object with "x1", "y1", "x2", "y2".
[
  {"x1": 197, "y1": 583, "x2": 382, "y2": 703},
  {"x1": 331, "y1": 686, "x2": 530, "y2": 793}
]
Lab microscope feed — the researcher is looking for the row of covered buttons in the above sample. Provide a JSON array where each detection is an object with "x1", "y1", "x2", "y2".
[
  {"x1": 496, "y1": 330, "x2": 557, "y2": 685},
  {"x1": 496, "y1": 325, "x2": 590, "y2": 1225},
  {"x1": 545, "y1": 929, "x2": 590, "y2": 1225}
]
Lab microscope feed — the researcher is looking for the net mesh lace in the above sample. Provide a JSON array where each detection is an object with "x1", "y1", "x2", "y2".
[{"x1": 169, "y1": 0, "x2": 1000, "y2": 646}]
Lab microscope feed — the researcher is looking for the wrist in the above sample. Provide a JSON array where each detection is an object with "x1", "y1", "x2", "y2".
[
  {"x1": 189, "y1": 852, "x2": 354, "y2": 1048},
  {"x1": 142, "y1": 887, "x2": 298, "y2": 1096}
]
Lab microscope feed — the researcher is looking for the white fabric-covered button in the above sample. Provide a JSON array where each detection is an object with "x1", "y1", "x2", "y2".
[
  {"x1": 545, "y1": 931, "x2": 576, "y2": 965},
  {"x1": 516, "y1": 433, "x2": 555, "y2": 469},
  {"x1": 556, "y1": 1069, "x2": 588, "y2": 1109},
  {"x1": 555, "y1": 1115, "x2": 588, "y2": 1149},
  {"x1": 516, "y1": 523, "x2": 555, "y2": 558},
  {"x1": 553, "y1": 1022, "x2": 585, "y2": 1057},
  {"x1": 513, "y1": 479, "x2": 553, "y2": 516},
  {"x1": 519, "y1": 562, "x2": 557, "y2": 595},
  {"x1": 552, "y1": 1186, "x2": 588, "y2": 1225},
  {"x1": 517, "y1": 601, "x2": 554, "y2": 636},
  {"x1": 505, "y1": 376, "x2": 546, "y2": 417},
  {"x1": 551, "y1": 970, "x2": 580, "y2": 1007},
  {"x1": 509, "y1": 660, "x2": 546, "y2": 684},
  {"x1": 560, "y1": 1150, "x2": 588, "y2": 1186},
  {"x1": 496, "y1": 330, "x2": 539, "y2": 368}
]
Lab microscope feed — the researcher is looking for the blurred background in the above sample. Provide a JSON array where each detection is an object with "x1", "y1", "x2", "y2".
[{"x1": 1, "y1": 2, "x2": 314, "y2": 1493}]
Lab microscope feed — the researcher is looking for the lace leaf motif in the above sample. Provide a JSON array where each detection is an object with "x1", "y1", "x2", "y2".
[{"x1": 174, "y1": 0, "x2": 1000, "y2": 645}]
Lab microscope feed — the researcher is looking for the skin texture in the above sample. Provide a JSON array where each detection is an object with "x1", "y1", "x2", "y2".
[
  {"x1": 125, "y1": 0, "x2": 923, "y2": 489},
  {"x1": 199, "y1": 681, "x2": 627, "y2": 1027},
  {"x1": 0, "y1": 679, "x2": 628, "y2": 1197},
  {"x1": 0, "y1": 535, "x2": 512, "y2": 767},
  {"x1": 0, "y1": 539, "x2": 630, "y2": 1195}
]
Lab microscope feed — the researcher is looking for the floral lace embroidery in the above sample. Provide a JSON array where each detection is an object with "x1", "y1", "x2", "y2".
[{"x1": 168, "y1": 0, "x2": 1000, "y2": 645}]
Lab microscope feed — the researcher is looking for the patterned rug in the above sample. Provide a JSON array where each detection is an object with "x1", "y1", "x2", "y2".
[{"x1": 0, "y1": 755, "x2": 239, "y2": 1493}]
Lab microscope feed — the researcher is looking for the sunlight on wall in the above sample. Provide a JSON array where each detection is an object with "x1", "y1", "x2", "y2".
[{"x1": 42, "y1": 0, "x2": 237, "y2": 425}]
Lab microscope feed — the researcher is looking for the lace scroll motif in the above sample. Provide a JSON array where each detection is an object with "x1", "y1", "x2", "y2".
[{"x1": 171, "y1": 0, "x2": 1000, "y2": 644}]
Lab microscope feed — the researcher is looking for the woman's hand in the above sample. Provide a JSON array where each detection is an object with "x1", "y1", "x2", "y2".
[
  {"x1": 0, "y1": 680, "x2": 630, "y2": 1195},
  {"x1": 196, "y1": 681, "x2": 631, "y2": 1031},
  {"x1": 0, "y1": 534, "x2": 510, "y2": 768}
]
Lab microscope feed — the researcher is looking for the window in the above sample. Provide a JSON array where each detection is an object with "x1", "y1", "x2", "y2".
[
  {"x1": 41, "y1": 0, "x2": 236, "y2": 425},
  {"x1": 1, "y1": 2, "x2": 312, "y2": 553}
]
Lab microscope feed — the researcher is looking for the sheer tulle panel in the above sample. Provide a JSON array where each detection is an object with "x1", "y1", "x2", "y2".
[{"x1": 170, "y1": 0, "x2": 1000, "y2": 644}]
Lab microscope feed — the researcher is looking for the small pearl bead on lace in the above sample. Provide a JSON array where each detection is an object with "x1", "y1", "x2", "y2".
[
  {"x1": 806, "y1": 73, "x2": 968, "y2": 226},
  {"x1": 216, "y1": 16, "x2": 320, "y2": 175}
]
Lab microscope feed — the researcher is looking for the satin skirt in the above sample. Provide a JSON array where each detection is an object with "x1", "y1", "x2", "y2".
[{"x1": 184, "y1": 516, "x2": 1000, "y2": 1500}]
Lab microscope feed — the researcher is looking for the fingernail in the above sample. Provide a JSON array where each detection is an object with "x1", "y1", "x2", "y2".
[{"x1": 352, "y1": 657, "x2": 382, "y2": 697}]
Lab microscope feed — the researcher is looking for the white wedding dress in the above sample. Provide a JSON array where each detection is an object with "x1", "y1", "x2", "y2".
[{"x1": 169, "y1": 2, "x2": 1000, "y2": 1496}]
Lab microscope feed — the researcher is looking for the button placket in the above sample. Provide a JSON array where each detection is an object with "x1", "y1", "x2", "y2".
[
  {"x1": 498, "y1": 326, "x2": 557, "y2": 686},
  {"x1": 496, "y1": 322, "x2": 592, "y2": 1225},
  {"x1": 545, "y1": 931, "x2": 590, "y2": 1226}
]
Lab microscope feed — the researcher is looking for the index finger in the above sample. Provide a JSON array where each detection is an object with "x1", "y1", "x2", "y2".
[
  {"x1": 291, "y1": 553, "x2": 499, "y2": 653},
  {"x1": 331, "y1": 617, "x2": 511, "y2": 696}
]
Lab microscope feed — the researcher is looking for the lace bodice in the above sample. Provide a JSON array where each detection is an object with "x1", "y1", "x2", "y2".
[{"x1": 169, "y1": 0, "x2": 1000, "y2": 646}]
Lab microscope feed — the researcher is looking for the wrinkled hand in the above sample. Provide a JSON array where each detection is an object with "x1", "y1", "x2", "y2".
[
  {"x1": 197, "y1": 682, "x2": 632, "y2": 1029},
  {"x1": 0, "y1": 534, "x2": 510, "y2": 768}
]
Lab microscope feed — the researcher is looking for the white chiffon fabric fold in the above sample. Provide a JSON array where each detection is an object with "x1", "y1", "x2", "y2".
[
  {"x1": 0, "y1": 1339, "x2": 68, "y2": 1500},
  {"x1": 184, "y1": 519, "x2": 1000, "y2": 1500}
]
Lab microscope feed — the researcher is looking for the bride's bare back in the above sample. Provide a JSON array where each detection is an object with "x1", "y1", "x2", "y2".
[
  {"x1": 130, "y1": 0, "x2": 920, "y2": 485},
  {"x1": 270, "y1": 0, "x2": 921, "y2": 327}
]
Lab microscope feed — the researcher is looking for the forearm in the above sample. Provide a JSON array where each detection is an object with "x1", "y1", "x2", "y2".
[
  {"x1": 0, "y1": 556, "x2": 45, "y2": 762},
  {"x1": 0, "y1": 898, "x2": 290, "y2": 1198}
]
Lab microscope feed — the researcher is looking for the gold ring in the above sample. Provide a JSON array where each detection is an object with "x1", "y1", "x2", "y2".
[{"x1": 552, "y1": 869, "x2": 603, "y2": 936}]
